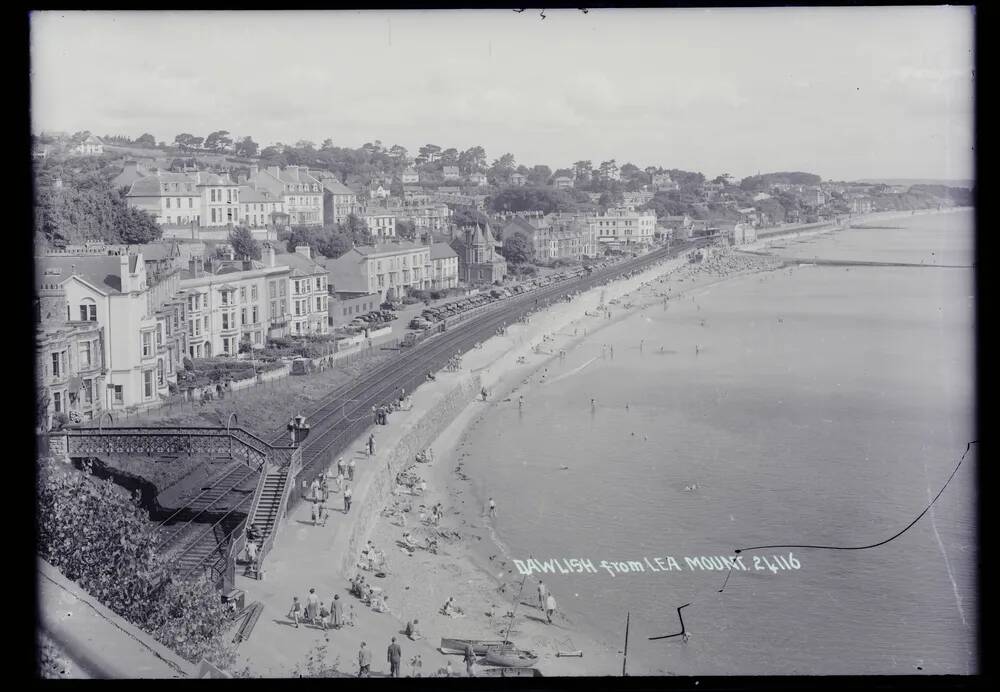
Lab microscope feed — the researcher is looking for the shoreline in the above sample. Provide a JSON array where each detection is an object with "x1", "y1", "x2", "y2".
[{"x1": 376, "y1": 205, "x2": 970, "y2": 676}]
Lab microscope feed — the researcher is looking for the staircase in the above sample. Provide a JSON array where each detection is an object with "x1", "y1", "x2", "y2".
[
  {"x1": 246, "y1": 470, "x2": 289, "y2": 557},
  {"x1": 173, "y1": 512, "x2": 247, "y2": 579}
]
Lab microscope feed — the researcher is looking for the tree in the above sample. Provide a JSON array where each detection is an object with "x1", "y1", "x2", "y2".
[
  {"x1": 396, "y1": 219, "x2": 417, "y2": 241},
  {"x1": 573, "y1": 160, "x2": 593, "y2": 181},
  {"x1": 528, "y1": 165, "x2": 552, "y2": 186},
  {"x1": 234, "y1": 136, "x2": 259, "y2": 158},
  {"x1": 418, "y1": 144, "x2": 442, "y2": 160},
  {"x1": 389, "y1": 144, "x2": 408, "y2": 161},
  {"x1": 135, "y1": 133, "x2": 156, "y2": 148},
  {"x1": 204, "y1": 130, "x2": 233, "y2": 152},
  {"x1": 500, "y1": 231, "x2": 533, "y2": 264},
  {"x1": 174, "y1": 133, "x2": 196, "y2": 149},
  {"x1": 490, "y1": 153, "x2": 516, "y2": 179},
  {"x1": 450, "y1": 206, "x2": 490, "y2": 228},
  {"x1": 228, "y1": 226, "x2": 261, "y2": 260},
  {"x1": 458, "y1": 146, "x2": 487, "y2": 174},
  {"x1": 36, "y1": 457, "x2": 238, "y2": 668},
  {"x1": 440, "y1": 148, "x2": 459, "y2": 164},
  {"x1": 341, "y1": 214, "x2": 372, "y2": 246},
  {"x1": 488, "y1": 186, "x2": 582, "y2": 214},
  {"x1": 620, "y1": 162, "x2": 641, "y2": 180},
  {"x1": 318, "y1": 226, "x2": 354, "y2": 258}
]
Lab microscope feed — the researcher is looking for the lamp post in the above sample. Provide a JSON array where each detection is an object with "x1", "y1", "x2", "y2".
[{"x1": 226, "y1": 412, "x2": 238, "y2": 460}]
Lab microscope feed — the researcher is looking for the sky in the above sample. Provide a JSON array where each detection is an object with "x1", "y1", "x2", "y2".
[{"x1": 30, "y1": 8, "x2": 975, "y2": 182}]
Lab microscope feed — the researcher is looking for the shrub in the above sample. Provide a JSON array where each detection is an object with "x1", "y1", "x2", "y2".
[
  {"x1": 429, "y1": 290, "x2": 444, "y2": 300},
  {"x1": 50, "y1": 412, "x2": 70, "y2": 431},
  {"x1": 35, "y1": 457, "x2": 238, "y2": 667},
  {"x1": 401, "y1": 296, "x2": 419, "y2": 305},
  {"x1": 268, "y1": 337, "x2": 292, "y2": 349},
  {"x1": 182, "y1": 356, "x2": 194, "y2": 371}
]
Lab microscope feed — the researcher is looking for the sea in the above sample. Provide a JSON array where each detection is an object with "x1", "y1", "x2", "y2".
[{"x1": 459, "y1": 209, "x2": 977, "y2": 675}]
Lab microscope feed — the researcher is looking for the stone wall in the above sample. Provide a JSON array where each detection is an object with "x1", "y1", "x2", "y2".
[{"x1": 335, "y1": 374, "x2": 482, "y2": 577}]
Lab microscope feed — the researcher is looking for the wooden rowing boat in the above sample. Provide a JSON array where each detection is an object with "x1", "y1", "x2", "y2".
[
  {"x1": 480, "y1": 649, "x2": 539, "y2": 668},
  {"x1": 439, "y1": 638, "x2": 515, "y2": 655},
  {"x1": 477, "y1": 666, "x2": 543, "y2": 677}
]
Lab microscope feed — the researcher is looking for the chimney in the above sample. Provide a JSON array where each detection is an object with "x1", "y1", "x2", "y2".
[
  {"x1": 295, "y1": 245, "x2": 312, "y2": 260},
  {"x1": 242, "y1": 259, "x2": 253, "y2": 271},
  {"x1": 264, "y1": 243, "x2": 276, "y2": 268},
  {"x1": 188, "y1": 256, "x2": 203, "y2": 278},
  {"x1": 250, "y1": 164, "x2": 259, "y2": 178},
  {"x1": 118, "y1": 254, "x2": 132, "y2": 292}
]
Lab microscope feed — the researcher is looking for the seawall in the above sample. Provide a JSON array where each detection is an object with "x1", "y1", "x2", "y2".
[{"x1": 331, "y1": 374, "x2": 484, "y2": 578}]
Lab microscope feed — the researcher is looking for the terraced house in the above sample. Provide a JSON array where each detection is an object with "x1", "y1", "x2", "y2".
[
  {"x1": 246, "y1": 164, "x2": 324, "y2": 226},
  {"x1": 280, "y1": 245, "x2": 331, "y2": 336},
  {"x1": 125, "y1": 170, "x2": 241, "y2": 227},
  {"x1": 323, "y1": 241, "x2": 431, "y2": 301},
  {"x1": 35, "y1": 249, "x2": 173, "y2": 414}
]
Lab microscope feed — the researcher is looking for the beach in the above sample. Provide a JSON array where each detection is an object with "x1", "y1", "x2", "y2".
[{"x1": 235, "y1": 206, "x2": 973, "y2": 677}]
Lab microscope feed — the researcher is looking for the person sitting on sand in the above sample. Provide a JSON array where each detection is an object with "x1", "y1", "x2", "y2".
[
  {"x1": 441, "y1": 597, "x2": 463, "y2": 616},
  {"x1": 405, "y1": 618, "x2": 423, "y2": 640},
  {"x1": 402, "y1": 532, "x2": 418, "y2": 551}
]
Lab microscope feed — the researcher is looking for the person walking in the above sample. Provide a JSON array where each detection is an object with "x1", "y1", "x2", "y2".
[
  {"x1": 488, "y1": 497, "x2": 497, "y2": 518},
  {"x1": 537, "y1": 580, "x2": 547, "y2": 610},
  {"x1": 344, "y1": 483, "x2": 353, "y2": 513},
  {"x1": 348, "y1": 458, "x2": 356, "y2": 481},
  {"x1": 358, "y1": 641, "x2": 371, "y2": 677},
  {"x1": 545, "y1": 593, "x2": 557, "y2": 623},
  {"x1": 306, "y1": 587, "x2": 320, "y2": 624},
  {"x1": 464, "y1": 643, "x2": 476, "y2": 677},
  {"x1": 368, "y1": 433, "x2": 376, "y2": 456},
  {"x1": 387, "y1": 637, "x2": 403, "y2": 678},
  {"x1": 288, "y1": 596, "x2": 302, "y2": 628},
  {"x1": 311, "y1": 500, "x2": 319, "y2": 526},
  {"x1": 337, "y1": 456, "x2": 347, "y2": 478},
  {"x1": 320, "y1": 474, "x2": 329, "y2": 502},
  {"x1": 309, "y1": 477, "x2": 320, "y2": 502},
  {"x1": 481, "y1": 387, "x2": 488, "y2": 401},
  {"x1": 332, "y1": 594, "x2": 343, "y2": 629}
]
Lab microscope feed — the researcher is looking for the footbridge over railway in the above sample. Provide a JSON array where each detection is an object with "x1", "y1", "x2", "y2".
[{"x1": 49, "y1": 425, "x2": 304, "y2": 592}]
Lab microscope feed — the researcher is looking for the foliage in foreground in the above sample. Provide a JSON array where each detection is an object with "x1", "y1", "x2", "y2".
[{"x1": 36, "y1": 457, "x2": 237, "y2": 669}]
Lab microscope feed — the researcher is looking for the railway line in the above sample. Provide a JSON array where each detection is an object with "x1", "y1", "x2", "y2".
[
  {"x1": 269, "y1": 238, "x2": 703, "y2": 506},
  {"x1": 170, "y1": 238, "x2": 702, "y2": 579}
]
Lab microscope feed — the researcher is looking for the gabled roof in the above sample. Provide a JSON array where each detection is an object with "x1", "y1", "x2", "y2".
[
  {"x1": 276, "y1": 250, "x2": 327, "y2": 276},
  {"x1": 429, "y1": 242, "x2": 458, "y2": 260},
  {"x1": 503, "y1": 216, "x2": 537, "y2": 235},
  {"x1": 36, "y1": 255, "x2": 128, "y2": 294},
  {"x1": 322, "y1": 178, "x2": 356, "y2": 196},
  {"x1": 238, "y1": 185, "x2": 280, "y2": 203},
  {"x1": 133, "y1": 240, "x2": 180, "y2": 262}
]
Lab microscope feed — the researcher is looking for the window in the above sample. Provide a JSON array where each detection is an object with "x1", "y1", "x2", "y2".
[
  {"x1": 222, "y1": 313, "x2": 230, "y2": 330},
  {"x1": 202, "y1": 315, "x2": 208, "y2": 330},
  {"x1": 141, "y1": 331, "x2": 153, "y2": 357},
  {"x1": 143, "y1": 370, "x2": 154, "y2": 399},
  {"x1": 253, "y1": 331, "x2": 261, "y2": 344},
  {"x1": 113, "y1": 385, "x2": 123, "y2": 403},
  {"x1": 83, "y1": 379, "x2": 93, "y2": 404},
  {"x1": 157, "y1": 359, "x2": 164, "y2": 386},
  {"x1": 156, "y1": 324, "x2": 163, "y2": 346},
  {"x1": 269, "y1": 282, "x2": 276, "y2": 299},
  {"x1": 177, "y1": 198, "x2": 181, "y2": 208},
  {"x1": 241, "y1": 308, "x2": 247, "y2": 325},
  {"x1": 79, "y1": 341, "x2": 91, "y2": 368},
  {"x1": 188, "y1": 197, "x2": 193, "y2": 208},
  {"x1": 240, "y1": 287, "x2": 246, "y2": 303},
  {"x1": 279, "y1": 282, "x2": 286, "y2": 297},
  {"x1": 251, "y1": 285, "x2": 258, "y2": 301},
  {"x1": 166, "y1": 197, "x2": 171, "y2": 209},
  {"x1": 211, "y1": 208, "x2": 217, "y2": 223},
  {"x1": 221, "y1": 290, "x2": 229, "y2": 306},
  {"x1": 53, "y1": 391, "x2": 62, "y2": 413},
  {"x1": 79, "y1": 304, "x2": 97, "y2": 321},
  {"x1": 315, "y1": 297, "x2": 322, "y2": 312},
  {"x1": 188, "y1": 321, "x2": 194, "y2": 336},
  {"x1": 315, "y1": 277, "x2": 321, "y2": 290},
  {"x1": 252, "y1": 306, "x2": 258, "y2": 323},
  {"x1": 270, "y1": 300, "x2": 277, "y2": 317},
  {"x1": 51, "y1": 352, "x2": 62, "y2": 377}
]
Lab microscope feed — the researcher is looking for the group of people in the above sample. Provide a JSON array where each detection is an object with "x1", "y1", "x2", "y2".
[
  {"x1": 349, "y1": 570, "x2": 389, "y2": 613},
  {"x1": 373, "y1": 404, "x2": 393, "y2": 426},
  {"x1": 357, "y1": 638, "x2": 413, "y2": 678},
  {"x1": 287, "y1": 588, "x2": 352, "y2": 630},
  {"x1": 446, "y1": 354, "x2": 462, "y2": 371}
]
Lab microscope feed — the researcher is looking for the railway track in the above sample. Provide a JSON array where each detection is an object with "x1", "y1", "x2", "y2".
[
  {"x1": 270, "y1": 239, "x2": 704, "y2": 506},
  {"x1": 170, "y1": 239, "x2": 702, "y2": 578}
]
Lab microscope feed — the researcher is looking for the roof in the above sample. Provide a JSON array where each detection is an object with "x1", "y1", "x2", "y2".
[
  {"x1": 276, "y1": 250, "x2": 326, "y2": 276},
  {"x1": 430, "y1": 242, "x2": 458, "y2": 260},
  {"x1": 352, "y1": 240, "x2": 427, "y2": 257},
  {"x1": 322, "y1": 178, "x2": 355, "y2": 196},
  {"x1": 36, "y1": 254, "x2": 128, "y2": 294},
  {"x1": 133, "y1": 240, "x2": 180, "y2": 262},
  {"x1": 238, "y1": 185, "x2": 280, "y2": 203},
  {"x1": 503, "y1": 217, "x2": 537, "y2": 236}
]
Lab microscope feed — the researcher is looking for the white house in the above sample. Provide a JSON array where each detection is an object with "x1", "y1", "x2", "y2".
[
  {"x1": 323, "y1": 241, "x2": 431, "y2": 300},
  {"x1": 71, "y1": 135, "x2": 104, "y2": 156},
  {"x1": 429, "y1": 242, "x2": 459, "y2": 289}
]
